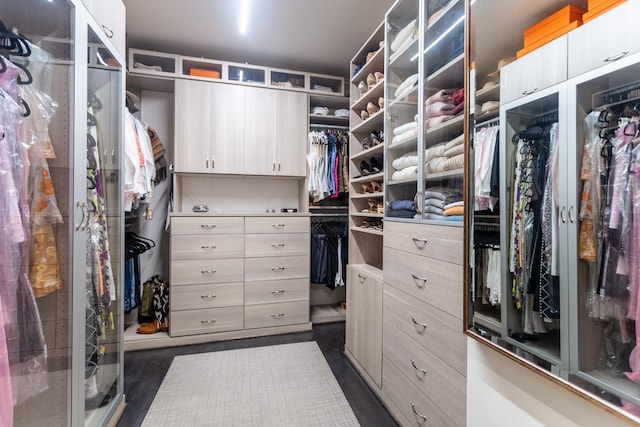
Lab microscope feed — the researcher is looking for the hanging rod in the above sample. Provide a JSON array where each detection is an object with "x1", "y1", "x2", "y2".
[
  {"x1": 309, "y1": 123, "x2": 350, "y2": 130},
  {"x1": 475, "y1": 116, "x2": 500, "y2": 128},
  {"x1": 310, "y1": 212, "x2": 349, "y2": 217}
]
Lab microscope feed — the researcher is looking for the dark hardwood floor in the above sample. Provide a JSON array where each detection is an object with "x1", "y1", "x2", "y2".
[{"x1": 118, "y1": 322, "x2": 398, "y2": 426}]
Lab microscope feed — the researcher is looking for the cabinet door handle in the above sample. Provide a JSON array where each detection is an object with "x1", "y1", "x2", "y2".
[
  {"x1": 75, "y1": 200, "x2": 86, "y2": 231},
  {"x1": 271, "y1": 223, "x2": 285, "y2": 228},
  {"x1": 273, "y1": 161, "x2": 276, "y2": 171},
  {"x1": 271, "y1": 267, "x2": 285, "y2": 272},
  {"x1": 111, "y1": 149, "x2": 116, "y2": 165},
  {"x1": 271, "y1": 313, "x2": 285, "y2": 318},
  {"x1": 568, "y1": 205, "x2": 575, "y2": 223},
  {"x1": 200, "y1": 270, "x2": 216, "y2": 274},
  {"x1": 412, "y1": 237, "x2": 428, "y2": 248},
  {"x1": 201, "y1": 224, "x2": 217, "y2": 229},
  {"x1": 201, "y1": 245, "x2": 217, "y2": 250},
  {"x1": 357, "y1": 273, "x2": 367, "y2": 283},
  {"x1": 270, "y1": 290, "x2": 286, "y2": 294},
  {"x1": 604, "y1": 51, "x2": 629, "y2": 62},
  {"x1": 411, "y1": 359, "x2": 427, "y2": 375},
  {"x1": 206, "y1": 157, "x2": 209, "y2": 169},
  {"x1": 411, "y1": 273, "x2": 428, "y2": 286},
  {"x1": 101, "y1": 24, "x2": 113, "y2": 39},
  {"x1": 278, "y1": 162, "x2": 281, "y2": 171},
  {"x1": 271, "y1": 243, "x2": 286, "y2": 248},
  {"x1": 411, "y1": 402, "x2": 427, "y2": 422},
  {"x1": 200, "y1": 319, "x2": 216, "y2": 324},
  {"x1": 211, "y1": 156, "x2": 215, "y2": 169},
  {"x1": 522, "y1": 88, "x2": 538, "y2": 96},
  {"x1": 200, "y1": 294, "x2": 216, "y2": 299},
  {"x1": 411, "y1": 316, "x2": 427, "y2": 329},
  {"x1": 560, "y1": 206, "x2": 567, "y2": 224}
]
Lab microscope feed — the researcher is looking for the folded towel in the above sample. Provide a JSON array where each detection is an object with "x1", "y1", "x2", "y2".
[
  {"x1": 425, "y1": 198, "x2": 446, "y2": 208},
  {"x1": 391, "y1": 165, "x2": 418, "y2": 181},
  {"x1": 393, "y1": 121, "x2": 418, "y2": 136},
  {"x1": 444, "y1": 201, "x2": 464, "y2": 210},
  {"x1": 391, "y1": 19, "x2": 417, "y2": 52},
  {"x1": 389, "y1": 200, "x2": 414, "y2": 211},
  {"x1": 394, "y1": 73, "x2": 419, "y2": 98},
  {"x1": 444, "y1": 144, "x2": 464, "y2": 157},
  {"x1": 444, "y1": 133, "x2": 464, "y2": 150},
  {"x1": 391, "y1": 128, "x2": 418, "y2": 146},
  {"x1": 423, "y1": 205, "x2": 444, "y2": 215},
  {"x1": 392, "y1": 152, "x2": 418, "y2": 170},
  {"x1": 444, "y1": 205, "x2": 464, "y2": 216}
]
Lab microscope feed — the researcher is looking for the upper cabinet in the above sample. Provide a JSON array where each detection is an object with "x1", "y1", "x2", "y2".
[
  {"x1": 174, "y1": 81, "x2": 307, "y2": 177},
  {"x1": 385, "y1": 0, "x2": 465, "y2": 226},
  {"x1": 82, "y1": 0, "x2": 126, "y2": 59}
]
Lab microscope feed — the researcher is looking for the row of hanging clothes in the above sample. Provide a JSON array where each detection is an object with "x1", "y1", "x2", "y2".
[
  {"x1": 473, "y1": 119, "x2": 500, "y2": 212},
  {"x1": 579, "y1": 98, "x2": 640, "y2": 392},
  {"x1": 473, "y1": 222, "x2": 501, "y2": 308},
  {"x1": 123, "y1": 231, "x2": 155, "y2": 313},
  {"x1": 0, "y1": 20, "x2": 62, "y2": 424},
  {"x1": 509, "y1": 116, "x2": 561, "y2": 337},
  {"x1": 310, "y1": 215, "x2": 348, "y2": 290},
  {"x1": 307, "y1": 128, "x2": 349, "y2": 203}
]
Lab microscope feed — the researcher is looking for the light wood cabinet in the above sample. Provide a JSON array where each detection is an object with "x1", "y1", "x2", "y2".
[
  {"x1": 276, "y1": 90, "x2": 308, "y2": 176},
  {"x1": 345, "y1": 265, "x2": 383, "y2": 387},
  {"x1": 83, "y1": 0, "x2": 125, "y2": 59},
  {"x1": 244, "y1": 86, "x2": 277, "y2": 175},
  {"x1": 211, "y1": 83, "x2": 246, "y2": 173}
]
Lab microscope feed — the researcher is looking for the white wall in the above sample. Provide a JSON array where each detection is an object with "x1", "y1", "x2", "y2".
[{"x1": 467, "y1": 338, "x2": 638, "y2": 427}]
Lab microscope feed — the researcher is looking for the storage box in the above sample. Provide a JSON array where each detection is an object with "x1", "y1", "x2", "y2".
[
  {"x1": 522, "y1": 4, "x2": 585, "y2": 47},
  {"x1": 583, "y1": 0, "x2": 627, "y2": 23},
  {"x1": 189, "y1": 68, "x2": 221, "y2": 79},
  {"x1": 517, "y1": 21, "x2": 581, "y2": 58},
  {"x1": 587, "y1": 0, "x2": 623, "y2": 11}
]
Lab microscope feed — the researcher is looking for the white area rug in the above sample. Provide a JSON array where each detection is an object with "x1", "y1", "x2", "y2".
[{"x1": 142, "y1": 341, "x2": 360, "y2": 426}]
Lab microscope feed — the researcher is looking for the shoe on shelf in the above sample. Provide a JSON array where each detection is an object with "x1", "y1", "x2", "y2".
[
  {"x1": 377, "y1": 202, "x2": 385, "y2": 214},
  {"x1": 368, "y1": 199, "x2": 377, "y2": 212},
  {"x1": 136, "y1": 320, "x2": 168, "y2": 334},
  {"x1": 358, "y1": 80, "x2": 368, "y2": 96},
  {"x1": 360, "y1": 109, "x2": 369, "y2": 120},
  {"x1": 374, "y1": 72, "x2": 384, "y2": 84},
  {"x1": 367, "y1": 73, "x2": 377, "y2": 89},
  {"x1": 361, "y1": 137, "x2": 373, "y2": 150},
  {"x1": 371, "y1": 181, "x2": 383, "y2": 193},
  {"x1": 378, "y1": 96, "x2": 385, "y2": 109},
  {"x1": 370, "y1": 157, "x2": 383, "y2": 173},
  {"x1": 367, "y1": 101, "x2": 380, "y2": 115},
  {"x1": 361, "y1": 182, "x2": 373, "y2": 193},
  {"x1": 359, "y1": 160, "x2": 371, "y2": 176},
  {"x1": 370, "y1": 131, "x2": 383, "y2": 145}
]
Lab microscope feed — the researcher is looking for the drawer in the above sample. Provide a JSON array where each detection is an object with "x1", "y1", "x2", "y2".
[
  {"x1": 568, "y1": 1, "x2": 640, "y2": 78},
  {"x1": 244, "y1": 301, "x2": 309, "y2": 329},
  {"x1": 383, "y1": 321, "x2": 466, "y2": 426},
  {"x1": 383, "y1": 285, "x2": 466, "y2": 375},
  {"x1": 500, "y1": 35, "x2": 567, "y2": 104},
  {"x1": 384, "y1": 221, "x2": 463, "y2": 265},
  {"x1": 171, "y1": 216, "x2": 244, "y2": 235},
  {"x1": 383, "y1": 355, "x2": 458, "y2": 427},
  {"x1": 245, "y1": 278, "x2": 309, "y2": 305},
  {"x1": 383, "y1": 247, "x2": 463, "y2": 319},
  {"x1": 170, "y1": 258, "x2": 244, "y2": 285},
  {"x1": 171, "y1": 234, "x2": 244, "y2": 260},
  {"x1": 244, "y1": 216, "x2": 309, "y2": 234},
  {"x1": 244, "y1": 233, "x2": 310, "y2": 258},
  {"x1": 171, "y1": 283, "x2": 244, "y2": 310},
  {"x1": 244, "y1": 256, "x2": 309, "y2": 281},
  {"x1": 170, "y1": 306, "x2": 243, "y2": 337}
]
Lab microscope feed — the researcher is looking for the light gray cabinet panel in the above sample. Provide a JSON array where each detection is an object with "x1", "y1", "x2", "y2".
[
  {"x1": 276, "y1": 90, "x2": 308, "y2": 176},
  {"x1": 244, "y1": 86, "x2": 277, "y2": 175},
  {"x1": 211, "y1": 83, "x2": 245, "y2": 174},
  {"x1": 174, "y1": 79, "x2": 212, "y2": 173}
]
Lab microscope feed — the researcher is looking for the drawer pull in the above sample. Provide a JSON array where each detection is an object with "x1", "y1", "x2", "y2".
[
  {"x1": 200, "y1": 270, "x2": 216, "y2": 274},
  {"x1": 271, "y1": 313, "x2": 285, "y2": 318},
  {"x1": 271, "y1": 290, "x2": 286, "y2": 294},
  {"x1": 271, "y1": 223, "x2": 286, "y2": 228},
  {"x1": 604, "y1": 51, "x2": 629, "y2": 62},
  {"x1": 201, "y1": 224, "x2": 217, "y2": 229},
  {"x1": 200, "y1": 294, "x2": 216, "y2": 299},
  {"x1": 522, "y1": 88, "x2": 538, "y2": 96},
  {"x1": 201, "y1": 245, "x2": 217, "y2": 250},
  {"x1": 271, "y1": 267, "x2": 286, "y2": 272},
  {"x1": 271, "y1": 243, "x2": 286, "y2": 248},
  {"x1": 411, "y1": 359, "x2": 427, "y2": 375},
  {"x1": 357, "y1": 273, "x2": 367, "y2": 283},
  {"x1": 411, "y1": 316, "x2": 427, "y2": 329},
  {"x1": 101, "y1": 24, "x2": 114, "y2": 39},
  {"x1": 411, "y1": 237, "x2": 428, "y2": 248},
  {"x1": 200, "y1": 319, "x2": 216, "y2": 324},
  {"x1": 411, "y1": 402, "x2": 427, "y2": 422},
  {"x1": 411, "y1": 273, "x2": 428, "y2": 286}
]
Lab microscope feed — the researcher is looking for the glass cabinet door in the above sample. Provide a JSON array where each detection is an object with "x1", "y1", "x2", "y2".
[
  {"x1": 420, "y1": 0, "x2": 465, "y2": 224},
  {"x1": 84, "y1": 27, "x2": 123, "y2": 426},
  {"x1": 385, "y1": 0, "x2": 420, "y2": 222},
  {"x1": 2, "y1": 0, "x2": 75, "y2": 425},
  {"x1": 571, "y1": 55, "x2": 640, "y2": 414}
]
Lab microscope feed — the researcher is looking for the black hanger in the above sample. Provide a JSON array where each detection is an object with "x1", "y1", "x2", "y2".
[
  {"x1": 19, "y1": 97, "x2": 30, "y2": 117},
  {"x1": 87, "y1": 111, "x2": 97, "y2": 126},
  {"x1": 88, "y1": 90, "x2": 102, "y2": 110}
]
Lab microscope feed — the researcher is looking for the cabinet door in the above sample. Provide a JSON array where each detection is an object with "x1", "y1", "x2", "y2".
[
  {"x1": 345, "y1": 265, "x2": 358, "y2": 357},
  {"x1": 244, "y1": 86, "x2": 277, "y2": 175},
  {"x1": 174, "y1": 79, "x2": 212, "y2": 173},
  {"x1": 211, "y1": 83, "x2": 246, "y2": 174},
  {"x1": 276, "y1": 90, "x2": 307, "y2": 176},
  {"x1": 83, "y1": 0, "x2": 125, "y2": 59}
]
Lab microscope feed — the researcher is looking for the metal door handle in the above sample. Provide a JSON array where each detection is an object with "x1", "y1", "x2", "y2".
[
  {"x1": 201, "y1": 224, "x2": 217, "y2": 229},
  {"x1": 411, "y1": 316, "x2": 427, "y2": 329},
  {"x1": 200, "y1": 270, "x2": 216, "y2": 274},
  {"x1": 604, "y1": 51, "x2": 629, "y2": 62},
  {"x1": 278, "y1": 162, "x2": 281, "y2": 171},
  {"x1": 75, "y1": 201, "x2": 86, "y2": 231},
  {"x1": 411, "y1": 403, "x2": 427, "y2": 422},
  {"x1": 200, "y1": 294, "x2": 216, "y2": 299},
  {"x1": 411, "y1": 273, "x2": 428, "y2": 286},
  {"x1": 271, "y1": 290, "x2": 286, "y2": 294},
  {"x1": 206, "y1": 157, "x2": 209, "y2": 169},
  {"x1": 357, "y1": 273, "x2": 367, "y2": 283},
  {"x1": 568, "y1": 205, "x2": 575, "y2": 223},
  {"x1": 411, "y1": 359, "x2": 427, "y2": 375},
  {"x1": 412, "y1": 237, "x2": 428, "y2": 248},
  {"x1": 200, "y1": 319, "x2": 216, "y2": 324},
  {"x1": 271, "y1": 267, "x2": 285, "y2": 272},
  {"x1": 273, "y1": 161, "x2": 276, "y2": 171},
  {"x1": 272, "y1": 223, "x2": 285, "y2": 228},
  {"x1": 271, "y1": 243, "x2": 285, "y2": 248},
  {"x1": 560, "y1": 206, "x2": 567, "y2": 224},
  {"x1": 102, "y1": 25, "x2": 113, "y2": 39},
  {"x1": 271, "y1": 313, "x2": 285, "y2": 318},
  {"x1": 111, "y1": 149, "x2": 116, "y2": 165},
  {"x1": 201, "y1": 245, "x2": 217, "y2": 249},
  {"x1": 522, "y1": 88, "x2": 538, "y2": 96}
]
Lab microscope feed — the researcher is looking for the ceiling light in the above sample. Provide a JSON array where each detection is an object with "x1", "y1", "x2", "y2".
[{"x1": 239, "y1": 0, "x2": 250, "y2": 36}]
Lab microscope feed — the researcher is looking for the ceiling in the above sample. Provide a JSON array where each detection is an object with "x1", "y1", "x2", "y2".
[{"x1": 124, "y1": 0, "x2": 394, "y2": 78}]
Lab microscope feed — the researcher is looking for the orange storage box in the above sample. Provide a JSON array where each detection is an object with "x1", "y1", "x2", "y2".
[
  {"x1": 587, "y1": 0, "x2": 623, "y2": 11},
  {"x1": 189, "y1": 68, "x2": 221, "y2": 79},
  {"x1": 583, "y1": 0, "x2": 627, "y2": 23},
  {"x1": 517, "y1": 21, "x2": 581, "y2": 58},
  {"x1": 522, "y1": 4, "x2": 586, "y2": 47}
]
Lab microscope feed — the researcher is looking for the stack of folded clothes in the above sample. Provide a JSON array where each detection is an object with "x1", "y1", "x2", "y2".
[
  {"x1": 390, "y1": 151, "x2": 418, "y2": 181},
  {"x1": 394, "y1": 73, "x2": 419, "y2": 101},
  {"x1": 388, "y1": 199, "x2": 416, "y2": 218},
  {"x1": 421, "y1": 187, "x2": 463, "y2": 221},
  {"x1": 389, "y1": 19, "x2": 418, "y2": 62},
  {"x1": 391, "y1": 121, "x2": 418, "y2": 146},
  {"x1": 424, "y1": 132, "x2": 464, "y2": 175}
]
